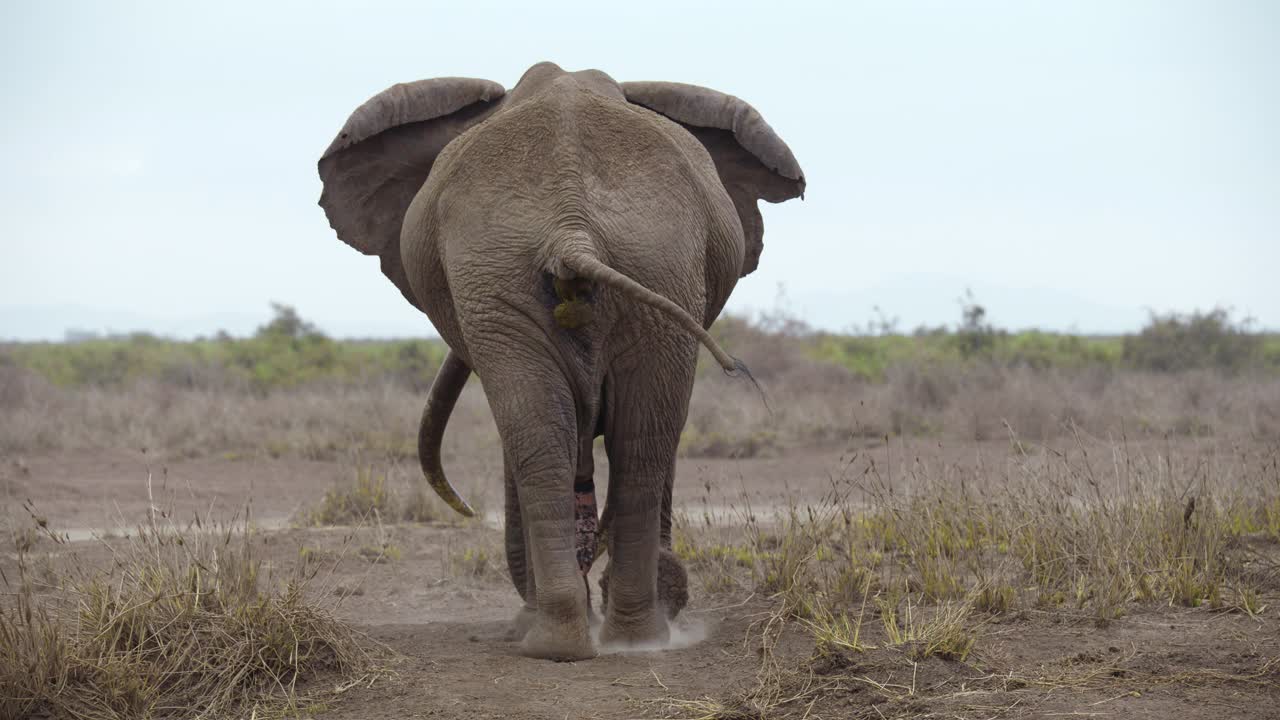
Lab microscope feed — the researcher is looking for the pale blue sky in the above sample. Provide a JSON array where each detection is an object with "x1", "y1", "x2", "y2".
[{"x1": 2, "y1": 1, "x2": 1277, "y2": 339}]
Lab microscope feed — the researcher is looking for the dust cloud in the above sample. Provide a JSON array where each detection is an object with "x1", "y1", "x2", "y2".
[{"x1": 594, "y1": 614, "x2": 713, "y2": 655}]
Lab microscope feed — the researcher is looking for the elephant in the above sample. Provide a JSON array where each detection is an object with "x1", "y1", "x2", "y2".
[{"x1": 317, "y1": 61, "x2": 804, "y2": 660}]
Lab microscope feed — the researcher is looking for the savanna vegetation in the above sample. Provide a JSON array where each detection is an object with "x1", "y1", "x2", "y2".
[
  {"x1": 2, "y1": 299, "x2": 1278, "y2": 718},
  {"x1": 2, "y1": 300, "x2": 1277, "y2": 462},
  {"x1": 5, "y1": 301, "x2": 1277, "y2": 393}
]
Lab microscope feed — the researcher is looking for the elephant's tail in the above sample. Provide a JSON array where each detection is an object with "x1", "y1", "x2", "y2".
[
  {"x1": 418, "y1": 350, "x2": 477, "y2": 518},
  {"x1": 558, "y1": 249, "x2": 753, "y2": 380}
]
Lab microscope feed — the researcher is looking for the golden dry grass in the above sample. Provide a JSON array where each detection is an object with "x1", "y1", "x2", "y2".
[
  {"x1": 0, "y1": 495, "x2": 385, "y2": 720},
  {"x1": 660, "y1": 433, "x2": 1280, "y2": 718}
]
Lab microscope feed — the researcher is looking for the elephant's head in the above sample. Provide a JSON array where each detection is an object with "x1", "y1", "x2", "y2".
[{"x1": 317, "y1": 62, "x2": 805, "y2": 308}]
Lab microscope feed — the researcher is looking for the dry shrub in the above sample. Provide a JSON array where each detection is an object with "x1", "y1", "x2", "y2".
[
  {"x1": 682, "y1": 308, "x2": 1280, "y2": 453},
  {"x1": 0, "y1": 365, "x2": 46, "y2": 411},
  {"x1": 685, "y1": 357, "x2": 1280, "y2": 456},
  {"x1": 0, "y1": 376, "x2": 500, "y2": 464},
  {"x1": 684, "y1": 322, "x2": 868, "y2": 457},
  {"x1": 5, "y1": 361, "x2": 1277, "y2": 464},
  {"x1": 0, "y1": 503, "x2": 381, "y2": 720}
]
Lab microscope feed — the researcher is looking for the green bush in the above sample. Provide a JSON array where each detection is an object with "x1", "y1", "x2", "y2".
[{"x1": 1123, "y1": 308, "x2": 1262, "y2": 373}]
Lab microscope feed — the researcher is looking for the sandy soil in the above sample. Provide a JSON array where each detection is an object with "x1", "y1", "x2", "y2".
[{"x1": 3, "y1": 439, "x2": 1278, "y2": 719}]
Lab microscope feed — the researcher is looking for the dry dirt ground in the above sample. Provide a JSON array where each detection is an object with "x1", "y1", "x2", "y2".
[{"x1": 3, "y1": 439, "x2": 1278, "y2": 719}]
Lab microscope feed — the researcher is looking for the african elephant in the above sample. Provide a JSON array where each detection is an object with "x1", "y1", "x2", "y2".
[{"x1": 318, "y1": 62, "x2": 804, "y2": 660}]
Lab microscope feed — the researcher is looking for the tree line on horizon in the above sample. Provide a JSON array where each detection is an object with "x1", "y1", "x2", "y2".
[{"x1": 2, "y1": 298, "x2": 1277, "y2": 391}]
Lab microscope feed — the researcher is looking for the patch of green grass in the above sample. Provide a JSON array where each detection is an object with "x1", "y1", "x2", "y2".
[{"x1": 445, "y1": 544, "x2": 499, "y2": 579}]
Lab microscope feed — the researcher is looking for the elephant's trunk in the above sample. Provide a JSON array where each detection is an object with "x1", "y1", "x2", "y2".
[{"x1": 418, "y1": 350, "x2": 477, "y2": 517}]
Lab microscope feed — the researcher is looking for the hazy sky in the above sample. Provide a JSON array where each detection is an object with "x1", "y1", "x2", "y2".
[{"x1": 2, "y1": 1, "x2": 1277, "y2": 340}]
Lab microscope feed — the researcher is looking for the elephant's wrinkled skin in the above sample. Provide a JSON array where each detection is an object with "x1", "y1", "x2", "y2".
[{"x1": 318, "y1": 62, "x2": 804, "y2": 660}]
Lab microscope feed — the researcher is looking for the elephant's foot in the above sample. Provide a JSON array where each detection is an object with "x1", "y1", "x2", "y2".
[
  {"x1": 598, "y1": 608, "x2": 669, "y2": 649},
  {"x1": 598, "y1": 550, "x2": 690, "y2": 620},
  {"x1": 521, "y1": 611, "x2": 595, "y2": 661},
  {"x1": 657, "y1": 549, "x2": 689, "y2": 619},
  {"x1": 505, "y1": 605, "x2": 538, "y2": 642}
]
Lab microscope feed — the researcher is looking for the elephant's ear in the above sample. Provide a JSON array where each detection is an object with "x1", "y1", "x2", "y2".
[
  {"x1": 318, "y1": 78, "x2": 505, "y2": 308},
  {"x1": 622, "y1": 81, "x2": 804, "y2": 277}
]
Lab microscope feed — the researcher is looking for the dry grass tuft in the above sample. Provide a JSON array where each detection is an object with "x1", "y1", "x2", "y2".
[
  {"x1": 0, "y1": 495, "x2": 383, "y2": 720},
  {"x1": 300, "y1": 466, "x2": 458, "y2": 527}
]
